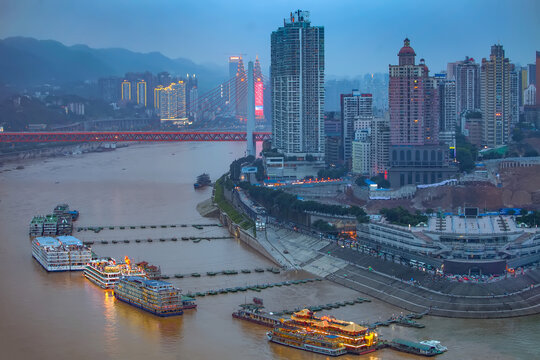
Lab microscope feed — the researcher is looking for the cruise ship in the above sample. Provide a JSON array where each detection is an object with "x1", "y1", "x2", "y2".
[
  {"x1": 32, "y1": 236, "x2": 91, "y2": 271},
  {"x1": 83, "y1": 257, "x2": 146, "y2": 289},
  {"x1": 267, "y1": 326, "x2": 347, "y2": 357},
  {"x1": 114, "y1": 277, "x2": 185, "y2": 317},
  {"x1": 285, "y1": 309, "x2": 378, "y2": 354}
]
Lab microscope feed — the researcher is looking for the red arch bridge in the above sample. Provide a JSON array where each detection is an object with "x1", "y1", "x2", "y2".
[{"x1": 0, "y1": 131, "x2": 272, "y2": 143}]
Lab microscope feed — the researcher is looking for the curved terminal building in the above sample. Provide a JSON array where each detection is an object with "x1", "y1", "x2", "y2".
[{"x1": 359, "y1": 212, "x2": 540, "y2": 275}]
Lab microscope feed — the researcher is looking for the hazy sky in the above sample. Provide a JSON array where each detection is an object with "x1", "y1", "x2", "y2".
[{"x1": 1, "y1": 0, "x2": 539, "y2": 77}]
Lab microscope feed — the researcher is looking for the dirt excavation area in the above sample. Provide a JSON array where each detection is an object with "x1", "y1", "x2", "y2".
[{"x1": 365, "y1": 165, "x2": 540, "y2": 213}]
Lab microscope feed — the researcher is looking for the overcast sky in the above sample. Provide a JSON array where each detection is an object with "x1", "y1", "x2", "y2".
[{"x1": 1, "y1": 0, "x2": 539, "y2": 77}]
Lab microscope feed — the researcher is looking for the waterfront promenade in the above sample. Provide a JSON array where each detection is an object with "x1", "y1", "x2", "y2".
[{"x1": 237, "y1": 220, "x2": 540, "y2": 319}]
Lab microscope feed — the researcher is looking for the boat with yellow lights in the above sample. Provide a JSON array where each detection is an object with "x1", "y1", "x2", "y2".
[
  {"x1": 114, "y1": 277, "x2": 185, "y2": 317},
  {"x1": 267, "y1": 326, "x2": 347, "y2": 356},
  {"x1": 83, "y1": 256, "x2": 146, "y2": 289},
  {"x1": 283, "y1": 309, "x2": 378, "y2": 355}
]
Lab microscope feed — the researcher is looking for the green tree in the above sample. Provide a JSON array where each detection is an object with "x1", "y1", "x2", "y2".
[{"x1": 457, "y1": 148, "x2": 475, "y2": 172}]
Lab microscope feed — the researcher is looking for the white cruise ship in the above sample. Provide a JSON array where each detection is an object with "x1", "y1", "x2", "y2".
[
  {"x1": 84, "y1": 257, "x2": 146, "y2": 289},
  {"x1": 32, "y1": 236, "x2": 91, "y2": 271}
]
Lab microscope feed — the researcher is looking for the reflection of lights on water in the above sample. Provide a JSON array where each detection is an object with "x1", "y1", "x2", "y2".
[{"x1": 103, "y1": 290, "x2": 119, "y2": 351}]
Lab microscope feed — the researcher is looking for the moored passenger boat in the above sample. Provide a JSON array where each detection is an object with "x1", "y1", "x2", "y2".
[
  {"x1": 114, "y1": 277, "x2": 185, "y2": 317},
  {"x1": 285, "y1": 309, "x2": 378, "y2": 354},
  {"x1": 267, "y1": 326, "x2": 347, "y2": 357},
  {"x1": 32, "y1": 236, "x2": 91, "y2": 271},
  {"x1": 84, "y1": 256, "x2": 146, "y2": 289},
  {"x1": 232, "y1": 301, "x2": 281, "y2": 327}
]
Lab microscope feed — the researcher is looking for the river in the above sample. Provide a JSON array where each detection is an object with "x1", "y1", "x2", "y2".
[{"x1": 0, "y1": 142, "x2": 538, "y2": 360}]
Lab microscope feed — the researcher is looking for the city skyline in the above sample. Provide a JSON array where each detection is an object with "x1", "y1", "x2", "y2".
[{"x1": 1, "y1": 0, "x2": 539, "y2": 77}]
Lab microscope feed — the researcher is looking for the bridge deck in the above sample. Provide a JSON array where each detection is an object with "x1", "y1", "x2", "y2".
[{"x1": 0, "y1": 131, "x2": 272, "y2": 142}]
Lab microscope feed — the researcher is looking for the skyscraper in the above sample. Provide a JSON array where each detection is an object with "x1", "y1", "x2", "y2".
[
  {"x1": 156, "y1": 81, "x2": 187, "y2": 126},
  {"x1": 447, "y1": 57, "x2": 480, "y2": 118},
  {"x1": 271, "y1": 10, "x2": 325, "y2": 157},
  {"x1": 136, "y1": 80, "x2": 147, "y2": 107},
  {"x1": 254, "y1": 56, "x2": 264, "y2": 120},
  {"x1": 341, "y1": 91, "x2": 373, "y2": 165},
  {"x1": 434, "y1": 73, "x2": 457, "y2": 132},
  {"x1": 481, "y1": 44, "x2": 512, "y2": 147},
  {"x1": 388, "y1": 38, "x2": 455, "y2": 187},
  {"x1": 121, "y1": 80, "x2": 131, "y2": 102},
  {"x1": 235, "y1": 57, "x2": 247, "y2": 120},
  {"x1": 227, "y1": 56, "x2": 241, "y2": 111}
]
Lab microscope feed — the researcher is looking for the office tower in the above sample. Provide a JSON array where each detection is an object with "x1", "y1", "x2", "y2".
[
  {"x1": 447, "y1": 57, "x2": 480, "y2": 118},
  {"x1": 271, "y1": 10, "x2": 325, "y2": 157},
  {"x1": 136, "y1": 80, "x2": 147, "y2": 107},
  {"x1": 341, "y1": 91, "x2": 373, "y2": 165},
  {"x1": 98, "y1": 77, "x2": 121, "y2": 103},
  {"x1": 121, "y1": 80, "x2": 131, "y2": 102},
  {"x1": 481, "y1": 44, "x2": 512, "y2": 147},
  {"x1": 388, "y1": 38, "x2": 455, "y2": 187},
  {"x1": 254, "y1": 56, "x2": 264, "y2": 119}
]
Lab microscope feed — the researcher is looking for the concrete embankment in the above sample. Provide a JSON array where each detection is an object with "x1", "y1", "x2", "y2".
[
  {"x1": 241, "y1": 222, "x2": 540, "y2": 318},
  {"x1": 323, "y1": 243, "x2": 540, "y2": 318}
]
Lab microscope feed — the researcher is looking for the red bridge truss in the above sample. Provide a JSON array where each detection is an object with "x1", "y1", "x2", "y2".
[{"x1": 0, "y1": 131, "x2": 272, "y2": 143}]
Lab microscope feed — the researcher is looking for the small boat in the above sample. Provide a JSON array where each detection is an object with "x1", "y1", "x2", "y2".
[
  {"x1": 207, "y1": 271, "x2": 217, "y2": 276},
  {"x1": 255, "y1": 268, "x2": 264, "y2": 273},
  {"x1": 194, "y1": 173, "x2": 211, "y2": 189},
  {"x1": 241, "y1": 269, "x2": 251, "y2": 273},
  {"x1": 191, "y1": 273, "x2": 201, "y2": 277},
  {"x1": 174, "y1": 274, "x2": 184, "y2": 278}
]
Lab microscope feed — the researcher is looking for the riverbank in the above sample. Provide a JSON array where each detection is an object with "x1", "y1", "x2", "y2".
[{"x1": 213, "y1": 186, "x2": 540, "y2": 318}]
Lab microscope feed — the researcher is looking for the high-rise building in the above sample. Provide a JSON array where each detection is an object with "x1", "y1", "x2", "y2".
[
  {"x1": 447, "y1": 57, "x2": 480, "y2": 118},
  {"x1": 388, "y1": 38, "x2": 455, "y2": 187},
  {"x1": 528, "y1": 62, "x2": 537, "y2": 86},
  {"x1": 351, "y1": 117, "x2": 389, "y2": 177},
  {"x1": 536, "y1": 52, "x2": 540, "y2": 105},
  {"x1": 434, "y1": 73, "x2": 457, "y2": 132},
  {"x1": 157, "y1": 81, "x2": 187, "y2": 125},
  {"x1": 481, "y1": 44, "x2": 513, "y2": 147},
  {"x1": 235, "y1": 58, "x2": 248, "y2": 120},
  {"x1": 523, "y1": 84, "x2": 536, "y2": 106},
  {"x1": 254, "y1": 56, "x2": 264, "y2": 120},
  {"x1": 227, "y1": 56, "x2": 241, "y2": 111},
  {"x1": 352, "y1": 128, "x2": 371, "y2": 175},
  {"x1": 510, "y1": 67, "x2": 520, "y2": 127},
  {"x1": 121, "y1": 80, "x2": 131, "y2": 102},
  {"x1": 271, "y1": 10, "x2": 325, "y2": 157},
  {"x1": 186, "y1": 74, "x2": 198, "y2": 119},
  {"x1": 341, "y1": 91, "x2": 373, "y2": 165},
  {"x1": 136, "y1": 80, "x2": 147, "y2": 107}
]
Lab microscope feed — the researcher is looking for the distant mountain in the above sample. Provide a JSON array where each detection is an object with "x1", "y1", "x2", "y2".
[{"x1": 0, "y1": 37, "x2": 226, "y2": 90}]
